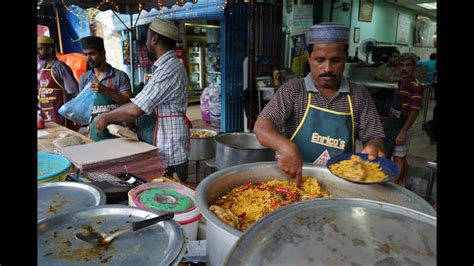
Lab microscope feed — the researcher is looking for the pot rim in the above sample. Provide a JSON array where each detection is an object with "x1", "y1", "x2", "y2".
[{"x1": 215, "y1": 132, "x2": 274, "y2": 151}]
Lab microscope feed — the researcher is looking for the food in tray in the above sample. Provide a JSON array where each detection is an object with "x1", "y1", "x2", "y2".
[
  {"x1": 329, "y1": 155, "x2": 387, "y2": 182},
  {"x1": 209, "y1": 178, "x2": 330, "y2": 231},
  {"x1": 191, "y1": 130, "x2": 213, "y2": 138}
]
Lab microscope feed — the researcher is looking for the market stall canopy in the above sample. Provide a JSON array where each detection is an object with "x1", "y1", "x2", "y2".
[
  {"x1": 101, "y1": 0, "x2": 226, "y2": 32},
  {"x1": 38, "y1": 0, "x2": 197, "y2": 14}
]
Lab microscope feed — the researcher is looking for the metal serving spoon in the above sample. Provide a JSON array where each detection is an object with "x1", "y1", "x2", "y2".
[{"x1": 75, "y1": 212, "x2": 174, "y2": 245}]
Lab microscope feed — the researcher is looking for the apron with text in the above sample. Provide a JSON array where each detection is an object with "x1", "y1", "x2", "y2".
[
  {"x1": 290, "y1": 93, "x2": 355, "y2": 165},
  {"x1": 38, "y1": 67, "x2": 67, "y2": 127}
]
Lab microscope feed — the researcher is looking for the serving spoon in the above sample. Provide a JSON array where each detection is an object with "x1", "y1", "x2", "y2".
[{"x1": 76, "y1": 212, "x2": 174, "y2": 245}]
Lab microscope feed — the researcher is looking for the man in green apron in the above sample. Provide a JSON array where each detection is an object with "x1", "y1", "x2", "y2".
[
  {"x1": 92, "y1": 18, "x2": 191, "y2": 182},
  {"x1": 78, "y1": 36, "x2": 132, "y2": 141},
  {"x1": 254, "y1": 23, "x2": 385, "y2": 187},
  {"x1": 383, "y1": 52, "x2": 424, "y2": 187}
]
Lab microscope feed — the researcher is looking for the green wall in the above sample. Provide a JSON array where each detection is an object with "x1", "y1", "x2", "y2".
[{"x1": 320, "y1": 0, "x2": 436, "y2": 60}]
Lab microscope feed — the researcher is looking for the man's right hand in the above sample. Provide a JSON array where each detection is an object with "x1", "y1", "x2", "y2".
[{"x1": 277, "y1": 143, "x2": 303, "y2": 187}]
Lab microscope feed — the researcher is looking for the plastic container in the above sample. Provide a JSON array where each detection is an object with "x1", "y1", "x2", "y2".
[
  {"x1": 259, "y1": 87, "x2": 275, "y2": 100},
  {"x1": 37, "y1": 153, "x2": 72, "y2": 183},
  {"x1": 129, "y1": 182, "x2": 202, "y2": 240}
]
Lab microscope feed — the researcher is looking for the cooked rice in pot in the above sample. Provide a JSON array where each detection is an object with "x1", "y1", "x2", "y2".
[{"x1": 210, "y1": 177, "x2": 330, "y2": 231}]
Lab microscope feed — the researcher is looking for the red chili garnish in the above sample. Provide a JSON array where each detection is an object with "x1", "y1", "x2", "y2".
[
  {"x1": 235, "y1": 183, "x2": 252, "y2": 192},
  {"x1": 274, "y1": 187, "x2": 300, "y2": 200},
  {"x1": 238, "y1": 212, "x2": 246, "y2": 218}
]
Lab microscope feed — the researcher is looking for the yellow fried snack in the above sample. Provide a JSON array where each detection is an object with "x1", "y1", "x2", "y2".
[
  {"x1": 209, "y1": 178, "x2": 330, "y2": 231},
  {"x1": 329, "y1": 155, "x2": 387, "y2": 182}
]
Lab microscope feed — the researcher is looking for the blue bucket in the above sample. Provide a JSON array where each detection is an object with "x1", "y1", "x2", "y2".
[{"x1": 37, "y1": 153, "x2": 72, "y2": 182}]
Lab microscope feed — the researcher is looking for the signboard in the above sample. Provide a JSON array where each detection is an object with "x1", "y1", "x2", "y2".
[
  {"x1": 396, "y1": 13, "x2": 411, "y2": 45},
  {"x1": 290, "y1": 5, "x2": 313, "y2": 37}
]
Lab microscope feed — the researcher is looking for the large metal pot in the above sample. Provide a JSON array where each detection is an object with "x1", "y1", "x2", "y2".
[
  {"x1": 195, "y1": 162, "x2": 436, "y2": 266},
  {"x1": 226, "y1": 198, "x2": 436, "y2": 265},
  {"x1": 189, "y1": 128, "x2": 217, "y2": 161},
  {"x1": 214, "y1": 132, "x2": 275, "y2": 170}
]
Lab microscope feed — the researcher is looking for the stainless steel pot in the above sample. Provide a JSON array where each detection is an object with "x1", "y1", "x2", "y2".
[
  {"x1": 226, "y1": 198, "x2": 436, "y2": 265},
  {"x1": 189, "y1": 128, "x2": 217, "y2": 161},
  {"x1": 214, "y1": 132, "x2": 275, "y2": 170},
  {"x1": 195, "y1": 162, "x2": 436, "y2": 266}
]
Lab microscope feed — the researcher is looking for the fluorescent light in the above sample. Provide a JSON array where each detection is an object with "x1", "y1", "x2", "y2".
[{"x1": 417, "y1": 2, "x2": 437, "y2": 10}]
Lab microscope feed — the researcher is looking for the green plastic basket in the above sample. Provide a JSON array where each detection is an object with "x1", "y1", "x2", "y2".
[{"x1": 38, "y1": 153, "x2": 72, "y2": 183}]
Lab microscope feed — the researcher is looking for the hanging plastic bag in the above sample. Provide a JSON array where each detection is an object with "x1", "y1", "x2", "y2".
[
  {"x1": 58, "y1": 83, "x2": 96, "y2": 125},
  {"x1": 200, "y1": 87, "x2": 211, "y2": 122},
  {"x1": 208, "y1": 85, "x2": 221, "y2": 127}
]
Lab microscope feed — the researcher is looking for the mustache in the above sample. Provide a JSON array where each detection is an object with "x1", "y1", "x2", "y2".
[{"x1": 319, "y1": 72, "x2": 336, "y2": 78}]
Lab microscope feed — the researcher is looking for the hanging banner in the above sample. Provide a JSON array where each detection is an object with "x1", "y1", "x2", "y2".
[
  {"x1": 290, "y1": 4, "x2": 313, "y2": 38},
  {"x1": 291, "y1": 34, "x2": 308, "y2": 78}
]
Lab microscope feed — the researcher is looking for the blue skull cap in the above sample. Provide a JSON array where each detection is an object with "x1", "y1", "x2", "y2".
[{"x1": 308, "y1": 23, "x2": 350, "y2": 44}]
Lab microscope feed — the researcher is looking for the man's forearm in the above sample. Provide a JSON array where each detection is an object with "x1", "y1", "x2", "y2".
[
  {"x1": 104, "y1": 89, "x2": 131, "y2": 105},
  {"x1": 103, "y1": 102, "x2": 144, "y2": 123},
  {"x1": 401, "y1": 110, "x2": 420, "y2": 132},
  {"x1": 254, "y1": 117, "x2": 296, "y2": 154}
]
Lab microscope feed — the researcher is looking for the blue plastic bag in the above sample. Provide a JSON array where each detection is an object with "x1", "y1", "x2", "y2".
[{"x1": 59, "y1": 83, "x2": 96, "y2": 125}]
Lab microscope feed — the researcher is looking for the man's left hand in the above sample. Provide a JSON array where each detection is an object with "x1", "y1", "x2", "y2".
[
  {"x1": 395, "y1": 131, "x2": 407, "y2": 145},
  {"x1": 361, "y1": 143, "x2": 385, "y2": 161},
  {"x1": 93, "y1": 115, "x2": 108, "y2": 131}
]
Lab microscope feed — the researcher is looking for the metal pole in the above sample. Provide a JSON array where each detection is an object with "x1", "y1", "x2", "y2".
[
  {"x1": 54, "y1": 4, "x2": 64, "y2": 54},
  {"x1": 127, "y1": 5, "x2": 135, "y2": 93}
]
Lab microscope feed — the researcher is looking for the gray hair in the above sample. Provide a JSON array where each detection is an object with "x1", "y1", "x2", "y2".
[{"x1": 398, "y1": 52, "x2": 418, "y2": 66}]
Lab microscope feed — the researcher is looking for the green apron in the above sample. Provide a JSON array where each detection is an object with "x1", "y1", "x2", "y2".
[
  {"x1": 382, "y1": 90, "x2": 407, "y2": 159},
  {"x1": 89, "y1": 76, "x2": 119, "y2": 141},
  {"x1": 291, "y1": 93, "x2": 355, "y2": 165},
  {"x1": 137, "y1": 112, "x2": 159, "y2": 145},
  {"x1": 137, "y1": 112, "x2": 191, "y2": 147}
]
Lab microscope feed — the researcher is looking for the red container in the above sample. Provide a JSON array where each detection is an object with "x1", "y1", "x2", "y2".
[{"x1": 37, "y1": 114, "x2": 45, "y2": 129}]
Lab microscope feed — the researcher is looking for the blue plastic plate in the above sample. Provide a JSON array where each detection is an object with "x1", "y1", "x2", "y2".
[{"x1": 326, "y1": 152, "x2": 400, "y2": 184}]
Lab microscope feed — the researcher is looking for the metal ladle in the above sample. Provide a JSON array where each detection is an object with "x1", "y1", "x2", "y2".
[{"x1": 75, "y1": 213, "x2": 174, "y2": 245}]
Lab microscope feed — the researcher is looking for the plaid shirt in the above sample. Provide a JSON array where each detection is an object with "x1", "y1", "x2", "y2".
[{"x1": 132, "y1": 50, "x2": 190, "y2": 166}]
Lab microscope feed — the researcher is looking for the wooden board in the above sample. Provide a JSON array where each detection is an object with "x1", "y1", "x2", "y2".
[
  {"x1": 37, "y1": 122, "x2": 93, "y2": 153},
  {"x1": 56, "y1": 138, "x2": 158, "y2": 168}
]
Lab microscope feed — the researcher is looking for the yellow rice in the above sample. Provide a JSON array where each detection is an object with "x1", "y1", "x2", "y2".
[{"x1": 210, "y1": 178, "x2": 330, "y2": 231}]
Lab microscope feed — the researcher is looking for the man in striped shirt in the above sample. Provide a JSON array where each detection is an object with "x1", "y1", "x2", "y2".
[
  {"x1": 93, "y1": 18, "x2": 190, "y2": 182},
  {"x1": 383, "y1": 52, "x2": 424, "y2": 187},
  {"x1": 254, "y1": 23, "x2": 385, "y2": 186}
]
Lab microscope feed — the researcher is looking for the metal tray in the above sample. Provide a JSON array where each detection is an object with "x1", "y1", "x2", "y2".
[
  {"x1": 38, "y1": 181, "x2": 106, "y2": 222},
  {"x1": 37, "y1": 205, "x2": 185, "y2": 266},
  {"x1": 226, "y1": 198, "x2": 436, "y2": 266}
]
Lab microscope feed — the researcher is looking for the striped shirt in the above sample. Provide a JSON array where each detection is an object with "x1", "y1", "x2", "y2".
[
  {"x1": 39, "y1": 59, "x2": 79, "y2": 94},
  {"x1": 259, "y1": 73, "x2": 385, "y2": 142},
  {"x1": 398, "y1": 76, "x2": 424, "y2": 116},
  {"x1": 132, "y1": 50, "x2": 190, "y2": 166}
]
